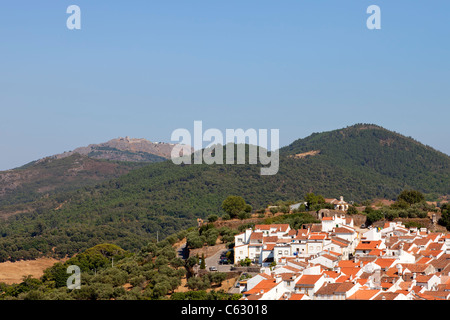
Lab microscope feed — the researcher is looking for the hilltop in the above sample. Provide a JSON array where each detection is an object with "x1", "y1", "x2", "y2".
[
  {"x1": 52, "y1": 137, "x2": 179, "y2": 162},
  {"x1": 0, "y1": 137, "x2": 180, "y2": 207},
  {"x1": 280, "y1": 123, "x2": 450, "y2": 199}
]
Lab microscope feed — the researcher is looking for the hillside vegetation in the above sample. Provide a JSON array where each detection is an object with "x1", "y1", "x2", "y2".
[
  {"x1": 0, "y1": 154, "x2": 158, "y2": 208},
  {"x1": 0, "y1": 124, "x2": 448, "y2": 261}
]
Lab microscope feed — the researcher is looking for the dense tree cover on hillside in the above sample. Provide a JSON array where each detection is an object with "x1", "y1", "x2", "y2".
[
  {"x1": 281, "y1": 123, "x2": 450, "y2": 197},
  {"x1": 361, "y1": 190, "x2": 438, "y2": 226},
  {"x1": 186, "y1": 223, "x2": 239, "y2": 250},
  {"x1": 397, "y1": 189, "x2": 426, "y2": 205},
  {"x1": 438, "y1": 203, "x2": 450, "y2": 230},
  {"x1": 0, "y1": 231, "x2": 242, "y2": 300},
  {"x1": 0, "y1": 154, "x2": 149, "y2": 207},
  {"x1": 0, "y1": 189, "x2": 446, "y2": 300},
  {"x1": 222, "y1": 196, "x2": 252, "y2": 219},
  {"x1": 0, "y1": 124, "x2": 448, "y2": 261}
]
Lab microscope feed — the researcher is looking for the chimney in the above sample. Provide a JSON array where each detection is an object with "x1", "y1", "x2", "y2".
[
  {"x1": 396, "y1": 264, "x2": 403, "y2": 276},
  {"x1": 374, "y1": 269, "x2": 381, "y2": 289}
]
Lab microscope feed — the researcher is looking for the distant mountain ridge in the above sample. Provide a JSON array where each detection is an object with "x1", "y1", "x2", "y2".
[
  {"x1": 51, "y1": 137, "x2": 178, "y2": 162},
  {"x1": 0, "y1": 137, "x2": 184, "y2": 207}
]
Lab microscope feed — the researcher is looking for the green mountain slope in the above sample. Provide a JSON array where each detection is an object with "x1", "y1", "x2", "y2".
[
  {"x1": 280, "y1": 123, "x2": 450, "y2": 199},
  {"x1": 0, "y1": 154, "x2": 158, "y2": 208},
  {"x1": 0, "y1": 138, "x2": 170, "y2": 207},
  {"x1": 0, "y1": 124, "x2": 448, "y2": 261}
]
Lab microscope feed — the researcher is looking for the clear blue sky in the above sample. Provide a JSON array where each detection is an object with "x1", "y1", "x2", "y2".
[{"x1": 1, "y1": 1, "x2": 449, "y2": 170}]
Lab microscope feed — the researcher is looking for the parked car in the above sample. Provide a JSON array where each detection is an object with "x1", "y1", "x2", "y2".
[{"x1": 209, "y1": 266, "x2": 218, "y2": 271}]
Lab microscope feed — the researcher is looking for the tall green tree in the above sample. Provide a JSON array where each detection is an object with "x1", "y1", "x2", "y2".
[
  {"x1": 397, "y1": 190, "x2": 425, "y2": 205},
  {"x1": 222, "y1": 196, "x2": 247, "y2": 218},
  {"x1": 304, "y1": 193, "x2": 325, "y2": 207},
  {"x1": 200, "y1": 253, "x2": 206, "y2": 269}
]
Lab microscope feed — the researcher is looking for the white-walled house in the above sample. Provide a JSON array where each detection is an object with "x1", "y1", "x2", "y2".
[
  {"x1": 294, "y1": 274, "x2": 328, "y2": 298},
  {"x1": 244, "y1": 273, "x2": 273, "y2": 292},
  {"x1": 242, "y1": 277, "x2": 289, "y2": 300},
  {"x1": 309, "y1": 253, "x2": 340, "y2": 269},
  {"x1": 355, "y1": 240, "x2": 386, "y2": 257},
  {"x1": 273, "y1": 243, "x2": 292, "y2": 264},
  {"x1": 235, "y1": 229, "x2": 253, "y2": 247},
  {"x1": 314, "y1": 282, "x2": 361, "y2": 300},
  {"x1": 415, "y1": 274, "x2": 441, "y2": 290},
  {"x1": 332, "y1": 226, "x2": 358, "y2": 244},
  {"x1": 254, "y1": 224, "x2": 291, "y2": 238},
  {"x1": 323, "y1": 238, "x2": 352, "y2": 260},
  {"x1": 362, "y1": 227, "x2": 382, "y2": 241},
  {"x1": 321, "y1": 214, "x2": 354, "y2": 232},
  {"x1": 236, "y1": 213, "x2": 450, "y2": 300},
  {"x1": 234, "y1": 244, "x2": 249, "y2": 264}
]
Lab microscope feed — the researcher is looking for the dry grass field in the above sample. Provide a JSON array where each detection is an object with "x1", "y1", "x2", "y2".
[{"x1": 0, "y1": 258, "x2": 61, "y2": 284}]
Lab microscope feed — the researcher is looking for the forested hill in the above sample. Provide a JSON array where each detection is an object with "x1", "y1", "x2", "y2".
[
  {"x1": 0, "y1": 137, "x2": 172, "y2": 207},
  {"x1": 0, "y1": 123, "x2": 448, "y2": 261},
  {"x1": 280, "y1": 123, "x2": 450, "y2": 198},
  {"x1": 0, "y1": 154, "x2": 157, "y2": 207}
]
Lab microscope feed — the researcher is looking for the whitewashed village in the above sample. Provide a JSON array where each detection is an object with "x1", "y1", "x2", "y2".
[{"x1": 232, "y1": 197, "x2": 450, "y2": 301}]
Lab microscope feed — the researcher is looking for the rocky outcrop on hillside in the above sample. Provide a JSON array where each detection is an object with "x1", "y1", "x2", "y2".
[{"x1": 52, "y1": 137, "x2": 186, "y2": 162}]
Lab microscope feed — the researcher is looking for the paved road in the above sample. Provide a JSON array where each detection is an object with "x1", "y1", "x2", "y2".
[
  {"x1": 205, "y1": 248, "x2": 232, "y2": 272},
  {"x1": 175, "y1": 240, "x2": 188, "y2": 260}
]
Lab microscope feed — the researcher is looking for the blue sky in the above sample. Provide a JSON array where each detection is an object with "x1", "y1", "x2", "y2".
[{"x1": 0, "y1": 1, "x2": 449, "y2": 170}]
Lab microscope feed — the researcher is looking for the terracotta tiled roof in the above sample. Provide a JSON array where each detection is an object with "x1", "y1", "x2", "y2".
[
  {"x1": 295, "y1": 274, "x2": 323, "y2": 287},
  {"x1": 419, "y1": 249, "x2": 443, "y2": 258},
  {"x1": 400, "y1": 263, "x2": 430, "y2": 273},
  {"x1": 335, "y1": 275, "x2": 350, "y2": 283},
  {"x1": 338, "y1": 260, "x2": 359, "y2": 268},
  {"x1": 255, "y1": 224, "x2": 290, "y2": 232},
  {"x1": 244, "y1": 279, "x2": 278, "y2": 295},
  {"x1": 263, "y1": 236, "x2": 279, "y2": 243},
  {"x1": 355, "y1": 240, "x2": 382, "y2": 251},
  {"x1": 249, "y1": 232, "x2": 263, "y2": 240},
  {"x1": 372, "y1": 292, "x2": 403, "y2": 300},
  {"x1": 413, "y1": 238, "x2": 431, "y2": 247},
  {"x1": 309, "y1": 234, "x2": 327, "y2": 240},
  {"x1": 374, "y1": 258, "x2": 396, "y2": 269},
  {"x1": 428, "y1": 242, "x2": 444, "y2": 250},
  {"x1": 323, "y1": 271, "x2": 340, "y2": 279},
  {"x1": 415, "y1": 275, "x2": 435, "y2": 283},
  {"x1": 263, "y1": 244, "x2": 276, "y2": 251},
  {"x1": 415, "y1": 292, "x2": 446, "y2": 300},
  {"x1": 348, "y1": 289, "x2": 381, "y2": 300},
  {"x1": 334, "y1": 227, "x2": 354, "y2": 234},
  {"x1": 339, "y1": 267, "x2": 360, "y2": 277},
  {"x1": 288, "y1": 294, "x2": 307, "y2": 300},
  {"x1": 316, "y1": 282, "x2": 356, "y2": 295}
]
